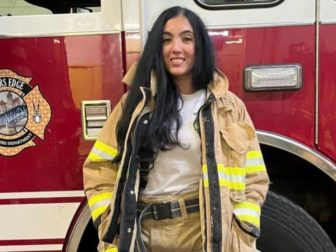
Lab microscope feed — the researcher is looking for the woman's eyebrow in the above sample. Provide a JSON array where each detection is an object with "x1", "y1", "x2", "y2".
[
  {"x1": 180, "y1": 30, "x2": 194, "y2": 35},
  {"x1": 162, "y1": 30, "x2": 194, "y2": 36}
]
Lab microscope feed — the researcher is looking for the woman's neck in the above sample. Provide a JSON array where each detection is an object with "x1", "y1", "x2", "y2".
[{"x1": 174, "y1": 75, "x2": 194, "y2": 94}]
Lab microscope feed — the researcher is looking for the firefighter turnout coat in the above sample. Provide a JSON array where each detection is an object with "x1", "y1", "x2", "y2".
[{"x1": 83, "y1": 67, "x2": 270, "y2": 252}]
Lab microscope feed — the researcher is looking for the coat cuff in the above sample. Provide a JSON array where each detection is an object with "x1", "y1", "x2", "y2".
[{"x1": 233, "y1": 201, "x2": 261, "y2": 238}]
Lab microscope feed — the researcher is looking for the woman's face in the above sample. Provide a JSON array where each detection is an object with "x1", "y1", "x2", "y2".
[{"x1": 162, "y1": 15, "x2": 195, "y2": 81}]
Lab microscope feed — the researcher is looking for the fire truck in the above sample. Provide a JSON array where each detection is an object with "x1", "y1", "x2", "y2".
[{"x1": 0, "y1": 0, "x2": 335, "y2": 251}]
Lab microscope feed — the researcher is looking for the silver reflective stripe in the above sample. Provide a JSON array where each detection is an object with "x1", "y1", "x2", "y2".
[
  {"x1": 90, "y1": 198, "x2": 111, "y2": 213},
  {"x1": 91, "y1": 147, "x2": 115, "y2": 160},
  {"x1": 245, "y1": 158, "x2": 264, "y2": 167},
  {"x1": 218, "y1": 173, "x2": 245, "y2": 184},
  {"x1": 233, "y1": 208, "x2": 260, "y2": 218}
]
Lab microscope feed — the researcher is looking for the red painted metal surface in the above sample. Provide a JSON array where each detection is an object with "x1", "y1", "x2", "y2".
[
  {"x1": 0, "y1": 34, "x2": 124, "y2": 192},
  {"x1": 318, "y1": 24, "x2": 336, "y2": 162},
  {"x1": 0, "y1": 24, "x2": 329, "y2": 195},
  {"x1": 211, "y1": 25, "x2": 315, "y2": 148}
]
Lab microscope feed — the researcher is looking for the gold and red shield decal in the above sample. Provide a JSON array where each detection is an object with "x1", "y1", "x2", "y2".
[{"x1": 0, "y1": 69, "x2": 51, "y2": 156}]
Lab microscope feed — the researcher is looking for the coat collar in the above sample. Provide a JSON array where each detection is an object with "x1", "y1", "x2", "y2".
[
  {"x1": 207, "y1": 69, "x2": 229, "y2": 99},
  {"x1": 122, "y1": 62, "x2": 229, "y2": 99},
  {"x1": 122, "y1": 62, "x2": 158, "y2": 96}
]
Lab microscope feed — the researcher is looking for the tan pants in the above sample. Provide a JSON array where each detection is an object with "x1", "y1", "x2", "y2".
[{"x1": 138, "y1": 191, "x2": 202, "y2": 252}]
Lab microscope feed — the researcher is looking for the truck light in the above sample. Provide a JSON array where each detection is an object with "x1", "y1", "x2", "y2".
[
  {"x1": 81, "y1": 100, "x2": 111, "y2": 140},
  {"x1": 244, "y1": 64, "x2": 302, "y2": 91}
]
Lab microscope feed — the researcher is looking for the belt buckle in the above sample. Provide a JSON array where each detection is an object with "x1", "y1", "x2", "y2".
[{"x1": 151, "y1": 201, "x2": 180, "y2": 220}]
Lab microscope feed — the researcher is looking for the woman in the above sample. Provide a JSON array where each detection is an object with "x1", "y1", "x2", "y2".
[{"x1": 83, "y1": 6, "x2": 269, "y2": 252}]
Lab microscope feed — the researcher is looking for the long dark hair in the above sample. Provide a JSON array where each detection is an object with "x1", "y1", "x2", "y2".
[{"x1": 113, "y1": 6, "x2": 215, "y2": 163}]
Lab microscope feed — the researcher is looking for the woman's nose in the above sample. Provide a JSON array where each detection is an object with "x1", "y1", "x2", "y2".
[{"x1": 171, "y1": 39, "x2": 182, "y2": 53}]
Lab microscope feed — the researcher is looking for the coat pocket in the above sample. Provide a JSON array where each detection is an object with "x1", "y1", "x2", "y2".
[
  {"x1": 220, "y1": 123, "x2": 254, "y2": 154},
  {"x1": 220, "y1": 123, "x2": 255, "y2": 164},
  {"x1": 219, "y1": 123, "x2": 255, "y2": 189}
]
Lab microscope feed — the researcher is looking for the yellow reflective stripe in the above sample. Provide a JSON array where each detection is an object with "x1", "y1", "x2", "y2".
[
  {"x1": 218, "y1": 164, "x2": 245, "y2": 190},
  {"x1": 246, "y1": 165, "x2": 266, "y2": 173},
  {"x1": 88, "y1": 152, "x2": 104, "y2": 162},
  {"x1": 88, "y1": 192, "x2": 112, "y2": 221},
  {"x1": 92, "y1": 205, "x2": 109, "y2": 221},
  {"x1": 219, "y1": 179, "x2": 245, "y2": 190},
  {"x1": 88, "y1": 150, "x2": 106, "y2": 162},
  {"x1": 218, "y1": 164, "x2": 246, "y2": 176},
  {"x1": 203, "y1": 179, "x2": 209, "y2": 187},
  {"x1": 246, "y1": 151, "x2": 266, "y2": 174},
  {"x1": 246, "y1": 151, "x2": 262, "y2": 159},
  {"x1": 105, "y1": 248, "x2": 118, "y2": 252},
  {"x1": 88, "y1": 141, "x2": 118, "y2": 161},
  {"x1": 202, "y1": 164, "x2": 245, "y2": 190},
  {"x1": 236, "y1": 214, "x2": 260, "y2": 227},
  {"x1": 202, "y1": 165, "x2": 209, "y2": 187},
  {"x1": 234, "y1": 202, "x2": 261, "y2": 213},
  {"x1": 95, "y1": 140, "x2": 118, "y2": 157},
  {"x1": 88, "y1": 192, "x2": 112, "y2": 207},
  {"x1": 234, "y1": 201, "x2": 261, "y2": 227}
]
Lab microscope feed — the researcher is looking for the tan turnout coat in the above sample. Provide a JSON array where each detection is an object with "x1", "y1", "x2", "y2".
[{"x1": 83, "y1": 67, "x2": 270, "y2": 252}]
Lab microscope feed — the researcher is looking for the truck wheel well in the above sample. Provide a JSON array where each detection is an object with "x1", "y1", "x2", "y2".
[
  {"x1": 261, "y1": 144, "x2": 336, "y2": 245},
  {"x1": 77, "y1": 218, "x2": 99, "y2": 251}
]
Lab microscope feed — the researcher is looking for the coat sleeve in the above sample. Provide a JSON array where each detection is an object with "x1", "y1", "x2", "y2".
[
  {"x1": 82, "y1": 94, "x2": 127, "y2": 249},
  {"x1": 234, "y1": 98, "x2": 270, "y2": 238}
]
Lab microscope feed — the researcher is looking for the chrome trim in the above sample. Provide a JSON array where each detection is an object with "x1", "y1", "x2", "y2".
[
  {"x1": 257, "y1": 130, "x2": 336, "y2": 181},
  {"x1": 315, "y1": 0, "x2": 320, "y2": 145},
  {"x1": 65, "y1": 203, "x2": 91, "y2": 252}
]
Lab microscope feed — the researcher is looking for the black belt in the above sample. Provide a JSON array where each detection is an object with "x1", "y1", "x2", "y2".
[
  {"x1": 135, "y1": 198, "x2": 199, "y2": 252},
  {"x1": 137, "y1": 198, "x2": 199, "y2": 220}
]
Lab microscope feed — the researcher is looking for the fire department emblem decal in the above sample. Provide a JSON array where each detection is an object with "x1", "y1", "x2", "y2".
[{"x1": 0, "y1": 69, "x2": 51, "y2": 156}]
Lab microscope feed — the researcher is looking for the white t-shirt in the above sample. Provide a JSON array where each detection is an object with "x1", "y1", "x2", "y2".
[{"x1": 141, "y1": 89, "x2": 206, "y2": 196}]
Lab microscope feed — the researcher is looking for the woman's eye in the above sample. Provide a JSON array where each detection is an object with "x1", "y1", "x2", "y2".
[
  {"x1": 183, "y1": 36, "x2": 193, "y2": 42},
  {"x1": 162, "y1": 37, "x2": 171, "y2": 43}
]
